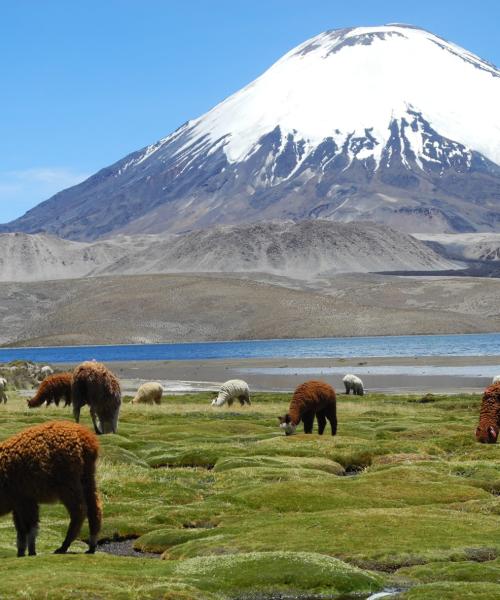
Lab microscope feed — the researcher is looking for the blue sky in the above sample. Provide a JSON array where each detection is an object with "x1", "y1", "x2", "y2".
[{"x1": 1, "y1": 0, "x2": 499, "y2": 222}]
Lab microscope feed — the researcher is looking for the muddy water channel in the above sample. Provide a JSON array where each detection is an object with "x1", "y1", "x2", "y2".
[{"x1": 98, "y1": 538, "x2": 161, "y2": 559}]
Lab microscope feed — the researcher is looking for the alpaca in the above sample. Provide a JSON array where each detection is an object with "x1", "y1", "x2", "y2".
[
  {"x1": 476, "y1": 383, "x2": 500, "y2": 443},
  {"x1": 279, "y1": 380, "x2": 337, "y2": 436},
  {"x1": 27, "y1": 373, "x2": 73, "y2": 408},
  {"x1": 132, "y1": 382, "x2": 164, "y2": 405},
  {"x1": 39, "y1": 365, "x2": 54, "y2": 380},
  {"x1": 211, "y1": 379, "x2": 250, "y2": 407},
  {"x1": 0, "y1": 421, "x2": 102, "y2": 556},
  {"x1": 72, "y1": 361, "x2": 121, "y2": 435},
  {"x1": 0, "y1": 377, "x2": 7, "y2": 404},
  {"x1": 342, "y1": 374, "x2": 364, "y2": 396}
]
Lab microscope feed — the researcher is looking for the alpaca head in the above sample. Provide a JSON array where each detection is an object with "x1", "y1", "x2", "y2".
[
  {"x1": 278, "y1": 414, "x2": 296, "y2": 436},
  {"x1": 211, "y1": 392, "x2": 226, "y2": 407},
  {"x1": 476, "y1": 424, "x2": 498, "y2": 444},
  {"x1": 94, "y1": 406, "x2": 120, "y2": 435}
]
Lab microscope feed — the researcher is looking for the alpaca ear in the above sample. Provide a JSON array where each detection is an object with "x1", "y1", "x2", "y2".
[{"x1": 278, "y1": 416, "x2": 285, "y2": 423}]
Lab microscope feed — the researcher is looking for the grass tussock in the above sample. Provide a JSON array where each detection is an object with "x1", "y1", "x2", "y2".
[{"x1": 0, "y1": 388, "x2": 499, "y2": 598}]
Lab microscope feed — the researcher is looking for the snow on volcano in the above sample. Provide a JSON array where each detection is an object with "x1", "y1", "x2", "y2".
[
  {"x1": 3, "y1": 24, "x2": 500, "y2": 240},
  {"x1": 175, "y1": 24, "x2": 500, "y2": 167}
]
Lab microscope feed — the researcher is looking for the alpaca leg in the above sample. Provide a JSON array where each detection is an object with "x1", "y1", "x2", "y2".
[
  {"x1": 111, "y1": 407, "x2": 120, "y2": 434},
  {"x1": 82, "y1": 473, "x2": 102, "y2": 554},
  {"x1": 244, "y1": 392, "x2": 251, "y2": 405},
  {"x1": 89, "y1": 407, "x2": 102, "y2": 435},
  {"x1": 73, "y1": 402, "x2": 81, "y2": 423},
  {"x1": 326, "y1": 407, "x2": 338, "y2": 436},
  {"x1": 317, "y1": 410, "x2": 327, "y2": 435},
  {"x1": 27, "y1": 523, "x2": 39, "y2": 556},
  {"x1": 344, "y1": 383, "x2": 350, "y2": 395},
  {"x1": 54, "y1": 488, "x2": 86, "y2": 554},
  {"x1": 13, "y1": 510, "x2": 28, "y2": 557},
  {"x1": 13, "y1": 502, "x2": 38, "y2": 557},
  {"x1": 303, "y1": 412, "x2": 314, "y2": 434}
]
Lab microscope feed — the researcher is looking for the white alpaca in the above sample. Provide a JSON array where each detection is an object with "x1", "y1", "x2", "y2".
[
  {"x1": 492, "y1": 375, "x2": 500, "y2": 384},
  {"x1": 0, "y1": 377, "x2": 8, "y2": 404},
  {"x1": 342, "y1": 374, "x2": 364, "y2": 396},
  {"x1": 39, "y1": 365, "x2": 54, "y2": 380},
  {"x1": 212, "y1": 380, "x2": 250, "y2": 407},
  {"x1": 131, "y1": 382, "x2": 164, "y2": 405}
]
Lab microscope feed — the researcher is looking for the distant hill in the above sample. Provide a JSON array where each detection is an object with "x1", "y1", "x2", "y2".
[{"x1": 0, "y1": 221, "x2": 457, "y2": 282}]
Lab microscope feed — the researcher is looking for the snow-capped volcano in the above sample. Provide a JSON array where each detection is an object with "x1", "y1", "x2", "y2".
[
  {"x1": 180, "y1": 24, "x2": 500, "y2": 165},
  {"x1": 3, "y1": 24, "x2": 500, "y2": 240}
]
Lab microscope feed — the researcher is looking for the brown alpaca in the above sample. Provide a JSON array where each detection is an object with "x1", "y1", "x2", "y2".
[
  {"x1": 27, "y1": 373, "x2": 73, "y2": 408},
  {"x1": 0, "y1": 421, "x2": 102, "y2": 556},
  {"x1": 278, "y1": 380, "x2": 337, "y2": 436},
  {"x1": 72, "y1": 361, "x2": 121, "y2": 435},
  {"x1": 476, "y1": 383, "x2": 500, "y2": 443}
]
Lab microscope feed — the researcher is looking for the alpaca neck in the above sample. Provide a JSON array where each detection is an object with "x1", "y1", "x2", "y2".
[{"x1": 288, "y1": 406, "x2": 301, "y2": 425}]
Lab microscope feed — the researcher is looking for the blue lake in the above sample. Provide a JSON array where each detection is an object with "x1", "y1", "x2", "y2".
[{"x1": 1, "y1": 332, "x2": 500, "y2": 363}]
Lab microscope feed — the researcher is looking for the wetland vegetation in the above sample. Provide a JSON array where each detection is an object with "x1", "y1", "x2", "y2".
[{"x1": 0, "y1": 389, "x2": 499, "y2": 599}]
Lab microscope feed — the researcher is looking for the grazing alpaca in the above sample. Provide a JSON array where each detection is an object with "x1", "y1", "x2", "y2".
[
  {"x1": 72, "y1": 361, "x2": 121, "y2": 435},
  {"x1": 27, "y1": 373, "x2": 73, "y2": 408},
  {"x1": 39, "y1": 365, "x2": 54, "y2": 380},
  {"x1": 476, "y1": 383, "x2": 500, "y2": 443},
  {"x1": 342, "y1": 374, "x2": 364, "y2": 396},
  {"x1": 211, "y1": 379, "x2": 251, "y2": 407},
  {"x1": 0, "y1": 377, "x2": 8, "y2": 404},
  {"x1": 132, "y1": 382, "x2": 164, "y2": 405},
  {"x1": 0, "y1": 421, "x2": 102, "y2": 556},
  {"x1": 279, "y1": 380, "x2": 337, "y2": 436}
]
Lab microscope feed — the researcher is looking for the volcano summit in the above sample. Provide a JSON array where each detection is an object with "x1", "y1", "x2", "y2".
[{"x1": 3, "y1": 24, "x2": 500, "y2": 240}]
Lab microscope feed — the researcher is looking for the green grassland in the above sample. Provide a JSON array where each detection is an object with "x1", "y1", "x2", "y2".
[{"x1": 0, "y1": 389, "x2": 499, "y2": 599}]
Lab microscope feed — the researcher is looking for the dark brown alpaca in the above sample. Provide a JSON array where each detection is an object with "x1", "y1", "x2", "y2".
[
  {"x1": 0, "y1": 421, "x2": 102, "y2": 556},
  {"x1": 27, "y1": 373, "x2": 73, "y2": 408},
  {"x1": 476, "y1": 383, "x2": 500, "y2": 443},
  {"x1": 279, "y1": 380, "x2": 337, "y2": 436},
  {"x1": 72, "y1": 361, "x2": 121, "y2": 435}
]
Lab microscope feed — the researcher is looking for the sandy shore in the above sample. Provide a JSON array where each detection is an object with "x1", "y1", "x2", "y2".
[{"x1": 53, "y1": 355, "x2": 500, "y2": 394}]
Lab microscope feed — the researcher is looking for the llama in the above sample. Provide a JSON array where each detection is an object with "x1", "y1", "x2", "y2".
[
  {"x1": 279, "y1": 380, "x2": 337, "y2": 436},
  {"x1": 342, "y1": 374, "x2": 364, "y2": 396},
  {"x1": 132, "y1": 382, "x2": 164, "y2": 405},
  {"x1": 476, "y1": 383, "x2": 500, "y2": 443},
  {"x1": 211, "y1": 379, "x2": 250, "y2": 407},
  {"x1": 27, "y1": 373, "x2": 73, "y2": 408},
  {"x1": 72, "y1": 361, "x2": 121, "y2": 435},
  {"x1": 0, "y1": 377, "x2": 7, "y2": 404},
  {"x1": 0, "y1": 421, "x2": 102, "y2": 556}
]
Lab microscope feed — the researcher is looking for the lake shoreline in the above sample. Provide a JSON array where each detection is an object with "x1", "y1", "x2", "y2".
[{"x1": 52, "y1": 355, "x2": 500, "y2": 394}]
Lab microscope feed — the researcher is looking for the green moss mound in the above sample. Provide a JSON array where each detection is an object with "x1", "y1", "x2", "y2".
[{"x1": 0, "y1": 388, "x2": 498, "y2": 598}]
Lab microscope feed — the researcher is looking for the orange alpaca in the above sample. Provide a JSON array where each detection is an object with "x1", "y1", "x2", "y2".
[
  {"x1": 476, "y1": 383, "x2": 500, "y2": 443},
  {"x1": 27, "y1": 373, "x2": 73, "y2": 408},
  {"x1": 72, "y1": 361, "x2": 121, "y2": 435},
  {"x1": 0, "y1": 421, "x2": 102, "y2": 556},
  {"x1": 279, "y1": 380, "x2": 337, "y2": 436}
]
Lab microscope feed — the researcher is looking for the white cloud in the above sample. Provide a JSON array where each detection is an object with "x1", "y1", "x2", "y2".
[{"x1": 0, "y1": 167, "x2": 90, "y2": 223}]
